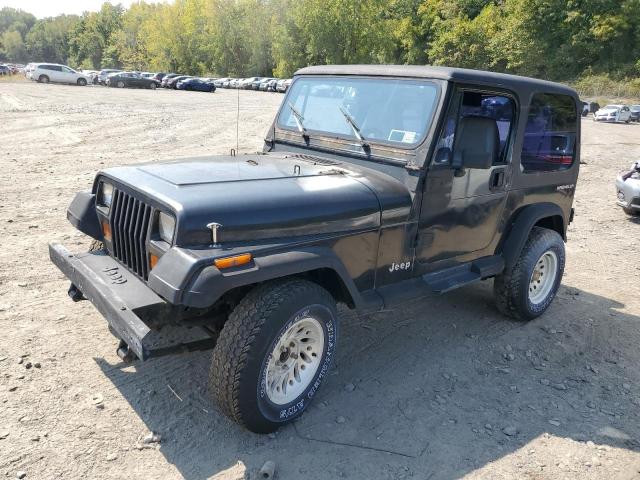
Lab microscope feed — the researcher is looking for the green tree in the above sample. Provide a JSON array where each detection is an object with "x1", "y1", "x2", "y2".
[{"x1": 26, "y1": 15, "x2": 80, "y2": 63}]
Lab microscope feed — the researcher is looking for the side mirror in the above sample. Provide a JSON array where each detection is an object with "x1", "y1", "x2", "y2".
[{"x1": 452, "y1": 116, "x2": 500, "y2": 170}]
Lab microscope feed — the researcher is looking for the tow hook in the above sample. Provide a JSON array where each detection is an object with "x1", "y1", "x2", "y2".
[
  {"x1": 116, "y1": 340, "x2": 137, "y2": 363},
  {"x1": 67, "y1": 283, "x2": 85, "y2": 302}
]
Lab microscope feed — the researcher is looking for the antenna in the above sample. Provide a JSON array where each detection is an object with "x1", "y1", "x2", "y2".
[{"x1": 236, "y1": 85, "x2": 240, "y2": 153}]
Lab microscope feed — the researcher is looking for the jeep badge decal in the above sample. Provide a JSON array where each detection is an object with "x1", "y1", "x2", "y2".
[{"x1": 389, "y1": 261, "x2": 411, "y2": 273}]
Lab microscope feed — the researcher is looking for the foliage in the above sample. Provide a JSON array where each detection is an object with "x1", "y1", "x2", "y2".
[{"x1": 0, "y1": 0, "x2": 638, "y2": 93}]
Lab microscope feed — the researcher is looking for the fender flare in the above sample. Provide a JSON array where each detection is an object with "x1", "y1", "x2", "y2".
[
  {"x1": 155, "y1": 246, "x2": 364, "y2": 310},
  {"x1": 499, "y1": 203, "x2": 566, "y2": 270},
  {"x1": 67, "y1": 192, "x2": 102, "y2": 240}
]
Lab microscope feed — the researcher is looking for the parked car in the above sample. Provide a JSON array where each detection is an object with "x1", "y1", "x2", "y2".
[
  {"x1": 588, "y1": 101, "x2": 600, "y2": 113},
  {"x1": 98, "y1": 69, "x2": 122, "y2": 85},
  {"x1": 24, "y1": 63, "x2": 35, "y2": 78},
  {"x1": 51, "y1": 64, "x2": 581, "y2": 434},
  {"x1": 616, "y1": 161, "x2": 640, "y2": 215},
  {"x1": 176, "y1": 77, "x2": 216, "y2": 92},
  {"x1": 222, "y1": 78, "x2": 235, "y2": 88},
  {"x1": 166, "y1": 75, "x2": 192, "y2": 89},
  {"x1": 257, "y1": 78, "x2": 276, "y2": 91},
  {"x1": 593, "y1": 104, "x2": 632, "y2": 123},
  {"x1": 0, "y1": 65, "x2": 10, "y2": 75},
  {"x1": 213, "y1": 77, "x2": 230, "y2": 88},
  {"x1": 161, "y1": 73, "x2": 181, "y2": 87},
  {"x1": 152, "y1": 72, "x2": 167, "y2": 82},
  {"x1": 629, "y1": 105, "x2": 640, "y2": 122},
  {"x1": 581, "y1": 101, "x2": 589, "y2": 117},
  {"x1": 249, "y1": 77, "x2": 270, "y2": 90},
  {"x1": 29, "y1": 63, "x2": 90, "y2": 85},
  {"x1": 106, "y1": 72, "x2": 159, "y2": 89},
  {"x1": 81, "y1": 70, "x2": 99, "y2": 84},
  {"x1": 276, "y1": 78, "x2": 292, "y2": 92},
  {"x1": 239, "y1": 77, "x2": 260, "y2": 89},
  {"x1": 262, "y1": 79, "x2": 279, "y2": 92}
]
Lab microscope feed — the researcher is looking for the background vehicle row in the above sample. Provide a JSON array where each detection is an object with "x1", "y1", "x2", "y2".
[{"x1": 23, "y1": 63, "x2": 299, "y2": 95}]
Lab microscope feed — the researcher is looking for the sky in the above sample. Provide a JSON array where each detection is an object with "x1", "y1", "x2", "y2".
[{"x1": 0, "y1": 0, "x2": 164, "y2": 18}]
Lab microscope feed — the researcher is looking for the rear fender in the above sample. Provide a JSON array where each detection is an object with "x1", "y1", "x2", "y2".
[{"x1": 498, "y1": 203, "x2": 566, "y2": 270}]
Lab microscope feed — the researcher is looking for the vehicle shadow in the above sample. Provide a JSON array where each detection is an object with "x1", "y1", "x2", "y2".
[{"x1": 96, "y1": 282, "x2": 640, "y2": 479}]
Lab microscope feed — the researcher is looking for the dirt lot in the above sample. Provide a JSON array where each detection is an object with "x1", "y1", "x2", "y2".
[{"x1": 1, "y1": 81, "x2": 640, "y2": 480}]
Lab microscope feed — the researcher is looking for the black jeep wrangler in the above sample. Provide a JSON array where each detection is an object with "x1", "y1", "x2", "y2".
[{"x1": 50, "y1": 65, "x2": 580, "y2": 433}]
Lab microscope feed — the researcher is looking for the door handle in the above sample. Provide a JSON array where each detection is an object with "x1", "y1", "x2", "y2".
[{"x1": 489, "y1": 169, "x2": 506, "y2": 190}]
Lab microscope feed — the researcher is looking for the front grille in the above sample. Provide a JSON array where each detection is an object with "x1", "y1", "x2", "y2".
[{"x1": 110, "y1": 189, "x2": 153, "y2": 280}]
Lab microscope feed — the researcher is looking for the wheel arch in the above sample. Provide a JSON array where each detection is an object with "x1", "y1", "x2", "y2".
[{"x1": 498, "y1": 203, "x2": 566, "y2": 270}]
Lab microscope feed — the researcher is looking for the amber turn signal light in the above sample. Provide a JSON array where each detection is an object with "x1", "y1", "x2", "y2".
[
  {"x1": 102, "y1": 221, "x2": 112, "y2": 242},
  {"x1": 214, "y1": 253, "x2": 252, "y2": 270},
  {"x1": 149, "y1": 254, "x2": 159, "y2": 269}
]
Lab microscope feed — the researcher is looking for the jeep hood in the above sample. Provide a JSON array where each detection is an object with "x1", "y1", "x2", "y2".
[{"x1": 99, "y1": 153, "x2": 411, "y2": 245}]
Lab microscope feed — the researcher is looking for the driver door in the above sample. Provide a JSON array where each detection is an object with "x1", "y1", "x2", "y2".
[{"x1": 416, "y1": 87, "x2": 517, "y2": 268}]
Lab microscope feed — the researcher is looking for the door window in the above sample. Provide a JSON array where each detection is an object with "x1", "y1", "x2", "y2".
[
  {"x1": 433, "y1": 91, "x2": 515, "y2": 166},
  {"x1": 521, "y1": 93, "x2": 577, "y2": 172}
]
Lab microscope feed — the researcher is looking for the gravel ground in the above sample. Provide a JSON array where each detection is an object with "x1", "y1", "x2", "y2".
[{"x1": 1, "y1": 81, "x2": 640, "y2": 480}]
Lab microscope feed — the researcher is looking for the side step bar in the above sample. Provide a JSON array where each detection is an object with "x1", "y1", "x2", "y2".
[{"x1": 422, "y1": 255, "x2": 504, "y2": 294}]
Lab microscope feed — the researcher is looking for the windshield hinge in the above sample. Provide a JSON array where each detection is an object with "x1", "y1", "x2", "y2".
[{"x1": 405, "y1": 162, "x2": 421, "y2": 172}]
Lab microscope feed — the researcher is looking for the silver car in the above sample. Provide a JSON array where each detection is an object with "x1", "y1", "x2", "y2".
[{"x1": 616, "y1": 162, "x2": 640, "y2": 215}]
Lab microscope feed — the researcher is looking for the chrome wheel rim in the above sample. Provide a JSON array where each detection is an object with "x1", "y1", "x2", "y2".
[
  {"x1": 529, "y1": 250, "x2": 558, "y2": 304},
  {"x1": 266, "y1": 317, "x2": 324, "y2": 405}
]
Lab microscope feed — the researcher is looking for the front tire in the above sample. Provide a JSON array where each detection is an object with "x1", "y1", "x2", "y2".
[
  {"x1": 149, "y1": 82, "x2": 157, "y2": 90},
  {"x1": 117, "y1": 81, "x2": 125, "y2": 88},
  {"x1": 77, "y1": 78, "x2": 87, "y2": 86},
  {"x1": 494, "y1": 227, "x2": 565, "y2": 321},
  {"x1": 209, "y1": 279, "x2": 338, "y2": 433}
]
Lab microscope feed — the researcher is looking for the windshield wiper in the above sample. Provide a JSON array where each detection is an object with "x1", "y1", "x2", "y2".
[
  {"x1": 288, "y1": 102, "x2": 308, "y2": 138},
  {"x1": 339, "y1": 106, "x2": 369, "y2": 150}
]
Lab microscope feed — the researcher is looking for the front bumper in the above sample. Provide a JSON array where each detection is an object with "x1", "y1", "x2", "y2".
[
  {"x1": 616, "y1": 176, "x2": 640, "y2": 212},
  {"x1": 49, "y1": 243, "x2": 214, "y2": 360}
]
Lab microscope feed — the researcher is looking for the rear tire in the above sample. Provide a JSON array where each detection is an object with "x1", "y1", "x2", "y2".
[
  {"x1": 623, "y1": 207, "x2": 639, "y2": 216},
  {"x1": 494, "y1": 227, "x2": 565, "y2": 321},
  {"x1": 209, "y1": 279, "x2": 338, "y2": 433},
  {"x1": 38, "y1": 75, "x2": 49, "y2": 83}
]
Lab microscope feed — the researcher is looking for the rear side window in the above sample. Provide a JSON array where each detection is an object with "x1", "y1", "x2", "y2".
[{"x1": 522, "y1": 93, "x2": 577, "y2": 172}]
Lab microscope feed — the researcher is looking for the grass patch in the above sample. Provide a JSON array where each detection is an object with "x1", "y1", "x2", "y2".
[{"x1": 573, "y1": 74, "x2": 640, "y2": 104}]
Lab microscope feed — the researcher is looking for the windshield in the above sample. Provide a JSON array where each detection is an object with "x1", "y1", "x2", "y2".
[{"x1": 278, "y1": 77, "x2": 439, "y2": 147}]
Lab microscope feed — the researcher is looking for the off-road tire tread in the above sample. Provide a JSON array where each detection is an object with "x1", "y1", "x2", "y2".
[
  {"x1": 209, "y1": 279, "x2": 333, "y2": 427},
  {"x1": 494, "y1": 227, "x2": 563, "y2": 321}
]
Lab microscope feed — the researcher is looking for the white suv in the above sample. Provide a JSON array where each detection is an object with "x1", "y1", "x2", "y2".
[{"x1": 29, "y1": 63, "x2": 90, "y2": 86}]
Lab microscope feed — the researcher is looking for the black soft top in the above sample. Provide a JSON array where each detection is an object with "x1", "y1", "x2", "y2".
[{"x1": 295, "y1": 65, "x2": 578, "y2": 98}]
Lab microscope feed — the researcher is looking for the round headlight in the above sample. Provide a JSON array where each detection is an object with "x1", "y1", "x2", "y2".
[
  {"x1": 97, "y1": 182, "x2": 113, "y2": 209},
  {"x1": 158, "y1": 212, "x2": 175, "y2": 244}
]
